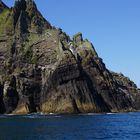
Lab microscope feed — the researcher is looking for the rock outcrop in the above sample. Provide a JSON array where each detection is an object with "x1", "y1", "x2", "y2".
[{"x1": 0, "y1": 0, "x2": 140, "y2": 114}]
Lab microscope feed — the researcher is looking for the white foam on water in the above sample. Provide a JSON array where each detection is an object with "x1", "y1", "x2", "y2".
[{"x1": 106, "y1": 113, "x2": 116, "y2": 115}]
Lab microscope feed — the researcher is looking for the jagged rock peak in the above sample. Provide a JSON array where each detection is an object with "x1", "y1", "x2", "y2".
[
  {"x1": 13, "y1": 0, "x2": 51, "y2": 33},
  {"x1": 14, "y1": 0, "x2": 36, "y2": 11},
  {"x1": 73, "y1": 32, "x2": 83, "y2": 45}
]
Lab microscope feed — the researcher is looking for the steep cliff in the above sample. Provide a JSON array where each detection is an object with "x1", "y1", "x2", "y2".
[{"x1": 0, "y1": 0, "x2": 139, "y2": 114}]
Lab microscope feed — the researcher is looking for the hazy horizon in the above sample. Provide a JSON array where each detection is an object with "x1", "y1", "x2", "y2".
[{"x1": 4, "y1": 0, "x2": 140, "y2": 87}]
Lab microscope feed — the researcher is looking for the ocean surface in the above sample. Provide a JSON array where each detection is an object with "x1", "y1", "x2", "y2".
[{"x1": 0, "y1": 112, "x2": 140, "y2": 140}]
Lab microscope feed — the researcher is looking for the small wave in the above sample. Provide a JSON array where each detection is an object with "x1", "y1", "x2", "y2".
[
  {"x1": 6, "y1": 114, "x2": 15, "y2": 116},
  {"x1": 49, "y1": 113, "x2": 54, "y2": 115},
  {"x1": 18, "y1": 113, "x2": 62, "y2": 119},
  {"x1": 106, "y1": 113, "x2": 116, "y2": 115},
  {"x1": 78, "y1": 113, "x2": 98, "y2": 116},
  {"x1": 87, "y1": 113, "x2": 96, "y2": 115}
]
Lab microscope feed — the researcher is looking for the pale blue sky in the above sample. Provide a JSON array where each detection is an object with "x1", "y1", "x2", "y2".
[{"x1": 4, "y1": 0, "x2": 140, "y2": 87}]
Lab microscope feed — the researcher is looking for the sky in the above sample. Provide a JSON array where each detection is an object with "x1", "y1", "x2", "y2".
[{"x1": 4, "y1": 0, "x2": 140, "y2": 87}]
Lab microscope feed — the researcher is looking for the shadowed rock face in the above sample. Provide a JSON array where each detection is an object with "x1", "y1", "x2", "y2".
[
  {"x1": 0, "y1": 0, "x2": 9, "y2": 13},
  {"x1": 0, "y1": 0, "x2": 140, "y2": 114}
]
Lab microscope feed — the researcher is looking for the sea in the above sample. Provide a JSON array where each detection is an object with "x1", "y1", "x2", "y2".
[{"x1": 0, "y1": 112, "x2": 140, "y2": 140}]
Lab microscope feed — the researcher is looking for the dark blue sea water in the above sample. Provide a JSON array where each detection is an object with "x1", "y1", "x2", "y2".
[{"x1": 0, "y1": 112, "x2": 140, "y2": 140}]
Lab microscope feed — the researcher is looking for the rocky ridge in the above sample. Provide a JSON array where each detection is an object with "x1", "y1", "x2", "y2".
[{"x1": 0, "y1": 0, "x2": 140, "y2": 114}]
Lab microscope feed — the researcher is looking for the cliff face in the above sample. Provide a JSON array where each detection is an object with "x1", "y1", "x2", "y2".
[{"x1": 0, "y1": 0, "x2": 140, "y2": 114}]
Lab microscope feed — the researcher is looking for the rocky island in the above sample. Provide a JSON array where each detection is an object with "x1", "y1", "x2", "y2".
[{"x1": 0, "y1": 0, "x2": 140, "y2": 114}]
